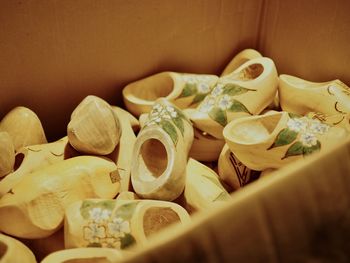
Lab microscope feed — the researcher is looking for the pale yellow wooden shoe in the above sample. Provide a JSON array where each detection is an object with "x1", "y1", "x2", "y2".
[
  {"x1": 0, "y1": 233, "x2": 36, "y2": 263},
  {"x1": 188, "y1": 128, "x2": 225, "y2": 162},
  {"x1": 223, "y1": 111, "x2": 349, "y2": 170},
  {"x1": 41, "y1": 248, "x2": 124, "y2": 263},
  {"x1": 67, "y1": 95, "x2": 121, "y2": 155},
  {"x1": 188, "y1": 57, "x2": 278, "y2": 139},
  {"x1": 218, "y1": 144, "x2": 261, "y2": 191},
  {"x1": 112, "y1": 106, "x2": 140, "y2": 132},
  {"x1": 64, "y1": 199, "x2": 190, "y2": 250},
  {"x1": 116, "y1": 191, "x2": 139, "y2": 201},
  {"x1": 107, "y1": 107, "x2": 137, "y2": 192},
  {"x1": 0, "y1": 156, "x2": 120, "y2": 239},
  {"x1": 221, "y1": 48, "x2": 262, "y2": 76},
  {"x1": 0, "y1": 137, "x2": 69, "y2": 197},
  {"x1": 0, "y1": 106, "x2": 47, "y2": 151},
  {"x1": 0, "y1": 132, "x2": 15, "y2": 178},
  {"x1": 279, "y1": 74, "x2": 350, "y2": 116},
  {"x1": 131, "y1": 99, "x2": 194, "y2": 201},
  {"x1": 123, "y1": 72, "x2": 219, "y2": 117},
  {"x1": 184, "y1": 158, "x2": 231, "y2": 211}
]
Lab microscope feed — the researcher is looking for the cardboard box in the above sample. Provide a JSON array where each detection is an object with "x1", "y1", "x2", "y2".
[{"x1": 0, "y1": 0, "x2": 350, "y2": 261}]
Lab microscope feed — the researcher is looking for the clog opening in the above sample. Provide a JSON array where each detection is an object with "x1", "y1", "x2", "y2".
[
  {"x1": 231, "y1": 114, "x2": 282, "y2": 144},
  {"x1": 130, "y1": 73, "x2": 174, "y2": 100},
  {"x1": 143, "y1": 207, "x2": 180, "y2": 237},
  {"x1": 239, "y1": 63, "x2": 264, "y2": 80},
  {"x1": 140, "y1": 139, "x2": 168, "y2": 179},
  {"x1": 0, "y1": 241, "x2": 7, "y2": 259},
  {"x1": 13, "y1": 152, "x2": 24, "y2": 171},
  {"x1": 63, "y1": 258, "x2": 111, "y2": 263}
]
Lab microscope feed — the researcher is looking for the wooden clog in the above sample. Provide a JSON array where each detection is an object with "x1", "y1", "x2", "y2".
[
  {"x1": 0, "y1": 132, "x2": 15, "y2": 178},
  {"x1": 0, "y1": 106, "x2": 47, "y2": 151},
  {"x1": 184, "y1": 158, "x2": 231, "y2": 211},
  {"x1": 123, "y1": 72, "x2": 218, "y2": 117},
  {"x1": 41, "y1": 248, "x2": 124, "y2": 263},
  {"x1": 188, "y1": 57, "x2": 278, "y2": 138},
  {"x1": 223, "y1": 111, "x2": 349, "y2": 170},
  {"x1": 279, "y1": 74, "x2": 350, "y2": 116},
  {"x1": 131, "y1": 99, "x2": 194, "y2": 201},
  {"x1": 116, "y1": 191, "x2": 139, "y2": 201},
  {"x1": 107, "y1": 107, "x2": 137, "y2": 192},
  {"x1": 218, "y1": 144, "x2": 261, "y2": 191},
  {"x1": 0, "y1": 233, "x2": 36, "y2": 263},
  {"x1": 64, "y1": 199, "x2": 190, "y2": 250},
  {"x1": 188, "y1": 128, "x2": 225, "y2": 162},
  {"x1": 221, "y1": 48, "x2": 262, "y2": 76},
  {"x1": 0, "y1": 137, "x2": 69, "y2": 197},
  {"x1": 0, "y1": 156, "x2": 120, "y2": 239},
  {"x1": 68, "y1": 95, "x2": 121, "y2": 155}
]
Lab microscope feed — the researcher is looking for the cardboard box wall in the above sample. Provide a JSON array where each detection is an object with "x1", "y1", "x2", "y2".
[{"x1": 0, "y1": 0, "x2": 350, "y2": 261}]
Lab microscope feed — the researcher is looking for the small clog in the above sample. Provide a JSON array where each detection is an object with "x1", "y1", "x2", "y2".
[
  {"x1": 41, "y1": 248, "x2": 124, "y2": 263},
  {"x1": 188, "y1": 57, "x2": 278, "y2": 138},
  {"x1": 223, "y1": 111, "x2": 349, "y2": 170},
  {"x1": 123, "y1": 72, "x2": 218, "y2": 117},
  {"x1": 218, "y1": 144, "x2": 261, "y2": 191},
  {"x1": 0, "y1": 233, "x2": 36, "y2": 263},
  {"x1": 131, "y1": 99, "x2": 194, "y2": 201},
  {"x1": 279, "y1": 74, "x2": 350, "y2": 116},
  {"x1": 64, "y1": 199, "x2": 190, "y2": 250},
  {"x1": 221, "y1": 48, "x2": 262, "y2": 76},
  {"x1": 0, "y1": 156, "x2": 120, "y2": 239},
  {"x1": 184, "y1": 158, "x2": 231, "y2": 211},
  {"x1": 68, "y1": 95, "x2": 121, "y2": 155},
  {"x1": 0, "y1": 137, "x2": 69, "y2": 197},
  {"x1": 0, "y1": 131, "x2": 15, "y2": 178},
  {"x1": 0, "y1": 106, "x2": 47, "y2": 151}
]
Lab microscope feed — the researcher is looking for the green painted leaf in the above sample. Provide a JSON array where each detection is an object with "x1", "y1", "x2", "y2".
[
  {"x1": 172, "y1": 116, "x2": 184, "y2": 136},
  {"x1": 282, "y1": 141, "x2": 304, "y2": 159},
  {"x1": 179, "y1": 83, "x2": 197, "y2": 98},
  {"x1": 192, "y1": 93, "x2": 208, "y2": 104},
  {"x1": 303, "y1": 140, "x2": 321, "y2": 156},
  {"x1": 288, "y1": 112, "x2": 302, "y2": 119},
  {"x1": 161, "y1": 120, "x2": 178, "y2": 145},
  {"x1": 222, "y1": 83, "x2": 256, "y2": 96},
  {"x1": 87, "y1": 242, "x2": 102, "y2": 248},
  {"x1": 120, "y1": 233, "x2": 136, "y2": 249},
  {"x1": 269, "y1": 128, "x2": 298, "y2": 149},
  {"x1": 228, "y1": 99, "x2": 251, "y2": 114},
  {"x1": 213, "y1": 191, "x2": 231, "y2": 202},
  {"x1": 114, "y1": 202, "x2": 139, "y2": 220},
  {"x1": 174, "y1": 107, "x2": 190, "y2": 123},
  {"x1": 208, "y1": 106, "x2": 227, "y2": 126}
]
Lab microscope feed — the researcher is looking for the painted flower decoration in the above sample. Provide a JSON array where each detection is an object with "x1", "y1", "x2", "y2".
[
  {"x1": 107, "y1": 217, "x2": 131, "y2": 238},
  {"x1": 217, "y1": 95, "x2": 232, "y2": 110},
  {"x1": 83, "y1": 223, "x2": 106, "y2": 243},
  {"x1": 198, "y1": 83, "x2": 211, "y2": 94},
  {"x1": 309, "y1": 119, "x2": 330, "y2": 134},
  {"x1": 287, "y1": 117, "x2": 308, "y2": 132},
  {"x1": 199, "y1": 96, "x2": 216, "y2": 113},
  {"x1": 211, "y1": 84, "x2": 224, "y2": 96},
  {"x1": 300, "y1": 132, "x2": 318, "y2": 147},
  {"x1": 88, "y1": 207, "x2": 111, "y2": 223}
]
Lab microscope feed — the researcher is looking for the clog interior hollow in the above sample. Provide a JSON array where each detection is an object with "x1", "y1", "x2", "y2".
[
  {"x1": 140, "y1": 138, "x2": 168, "y2": 179},
  {"x1": 226, "y1": 113, "x2": 282, "y2": 144},
  {"x1": 238, "y1": 63, "x2": 264, "y2": 80},
  {"x1": 0, "y1": 240, "x2": 7, "y2": 259},
  {"x1": 125, "y1": 73, "x2": 174, "y2": 101},
  {"x1": 143, "y1": 206, "x2": 180, "y2": 237}
]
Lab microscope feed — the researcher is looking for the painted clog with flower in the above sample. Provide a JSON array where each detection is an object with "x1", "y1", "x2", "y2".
[
  {"x1": 279, "y1": 74, "x2": 350, "y2": 117},
  {"x1": 218, "y1": 144, "x2": 260, "y2": 191},
  {"x1": 306, "y1": 111, "x2": 350, "y2": 133},
  {"x1": 64, "y1": 199, "x2": 190, "y2": 250},
  {"x1": 184, "y1": 158, "x2": 231, "y2": 211},
  {"x1": 123, "y1": 72, "x2": 218, "y2": 117},
  {"x1": 41, "y1": 248, "x2": 124, "y2": 263},
  {"x1": 187, "y1": 57, "x2": 278, "y2": 139},
  {"x1": 0, "y1": 233, "x2": 36, "y2": 263},
  {"x1": 221, "y1": 48, "x2": 262, "y2": 76},
  {"x1": 131, "y1": 99, "x2": 193, "y2": 201},
  {"x1": 223, "y1": 111, "x2": 349, "y2": 170}
]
